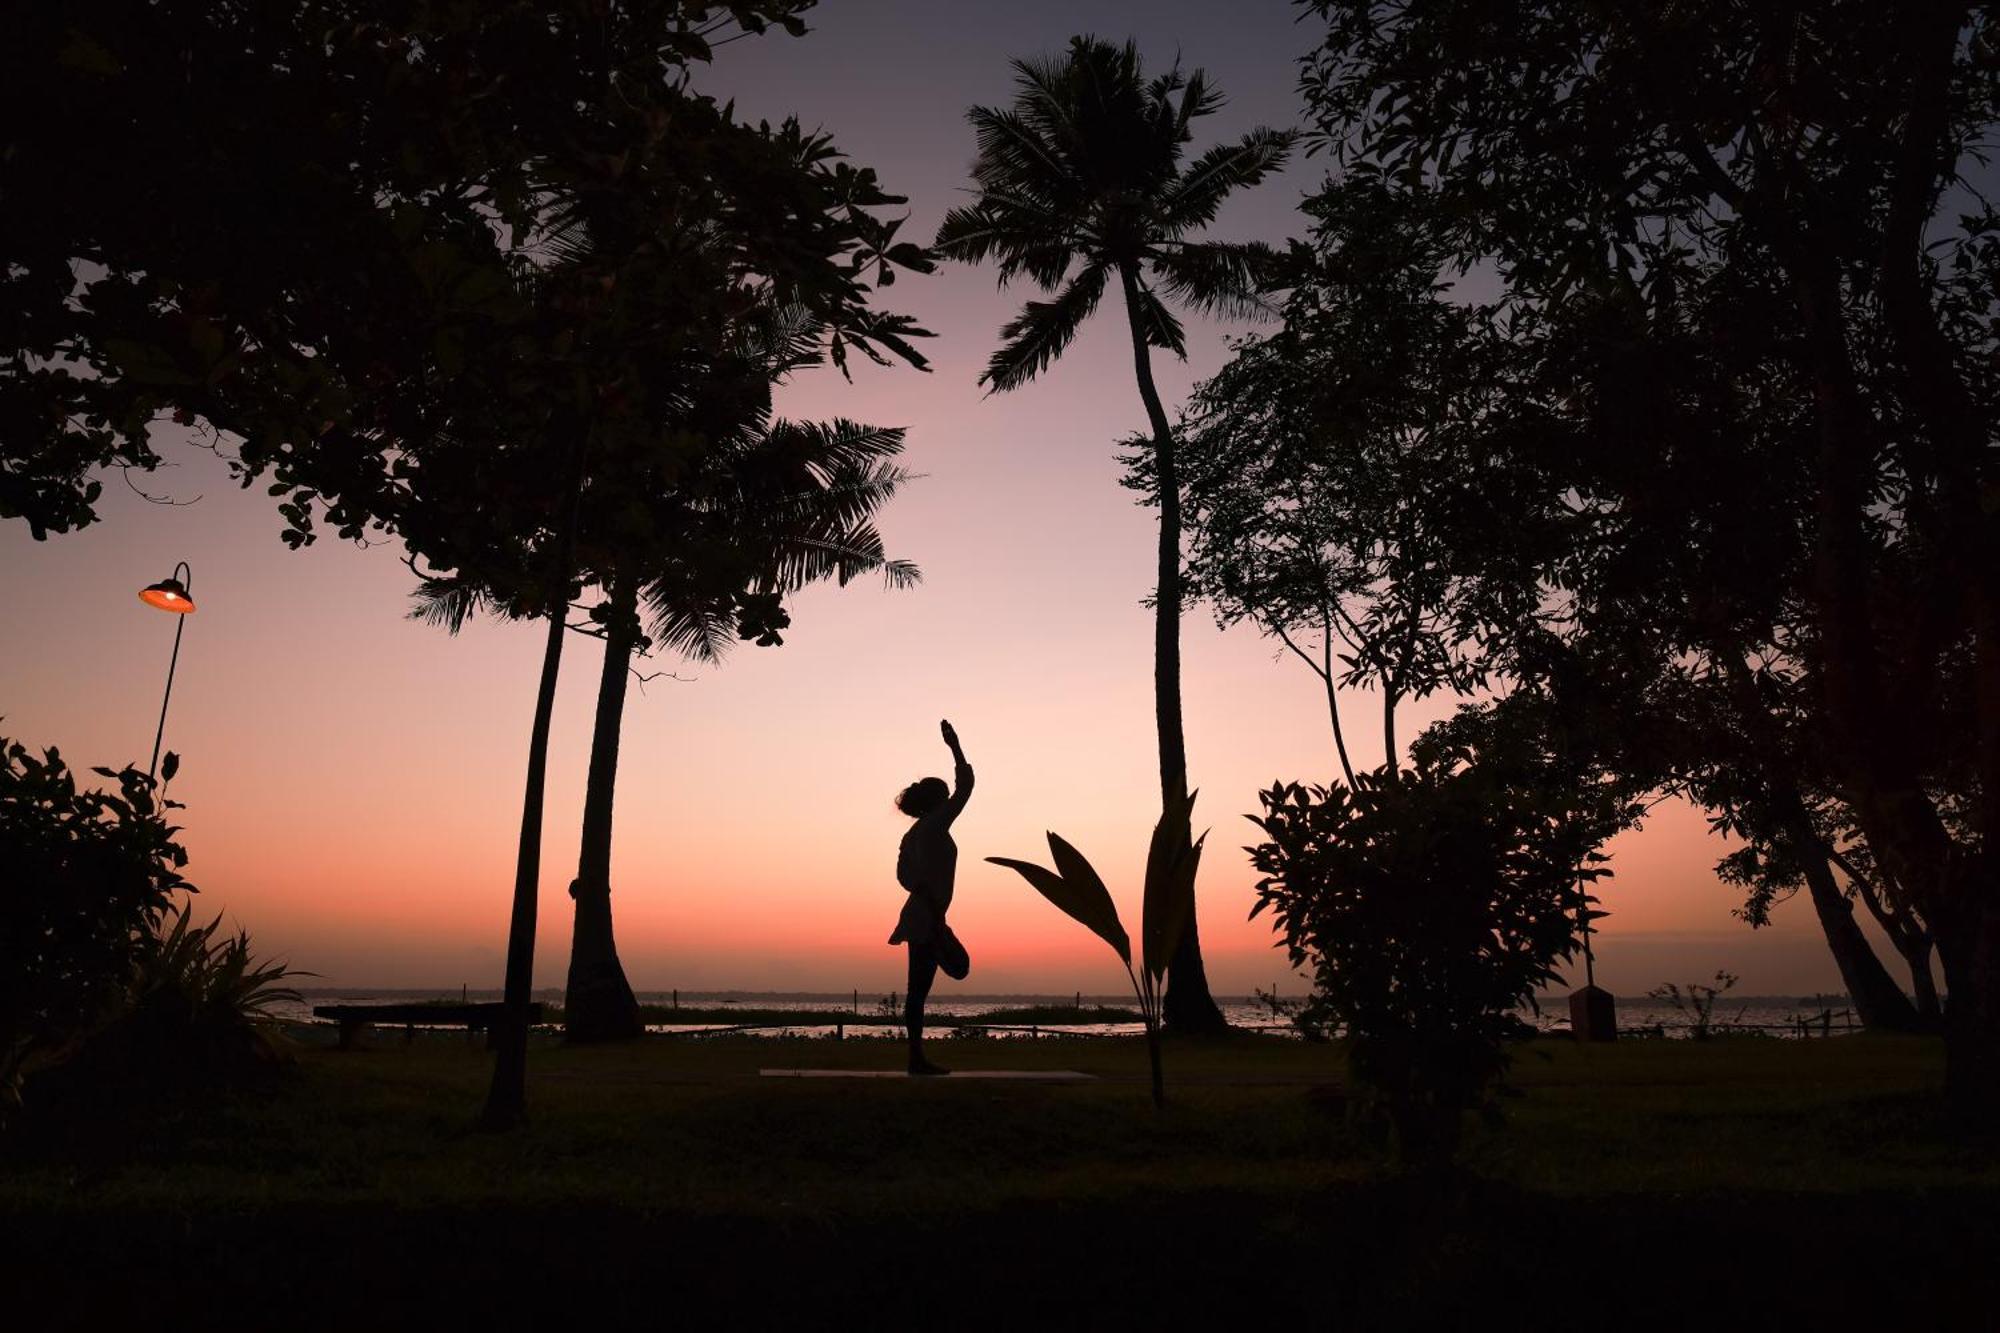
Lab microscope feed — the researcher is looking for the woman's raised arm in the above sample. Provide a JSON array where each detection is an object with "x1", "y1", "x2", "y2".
[{"x1": 941, "y1": 719, "x2": 974, "y2": 822}]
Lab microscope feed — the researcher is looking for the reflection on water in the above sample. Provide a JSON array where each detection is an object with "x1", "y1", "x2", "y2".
[{"x1": 273, "y1": 991, "x2": 1865, "y2": 1040}]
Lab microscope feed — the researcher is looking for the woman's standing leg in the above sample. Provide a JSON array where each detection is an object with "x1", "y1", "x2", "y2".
[{"x1": 905, "y1": 939, "x2": 946, "y2": 1075}]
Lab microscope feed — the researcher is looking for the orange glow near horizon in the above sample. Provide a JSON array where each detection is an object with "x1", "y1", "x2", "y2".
[{"x1": 0, "y1": 2, "x2": 1888, "y2": 1001}]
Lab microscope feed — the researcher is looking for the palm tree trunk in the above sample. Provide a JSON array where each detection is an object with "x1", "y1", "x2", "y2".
[
  {"x1": 1120, "y1": 263, "x2": 1226, "y2": 1034},
  {"x1": 483, "y1": 435, "x2": 585, "y2": 1129},
  {"x1": 482, "y1": 588, "x2": 569, "y2": 1129},
  {"x1": 566, "y1": 575, "x2": 644, "y2": 1043}
]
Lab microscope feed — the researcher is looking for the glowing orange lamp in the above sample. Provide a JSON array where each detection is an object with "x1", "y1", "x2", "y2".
[
  {"x1": 140, "y1": 561, "x2": 195, "y2": 781},
  {"x1": 138, "y1": 576, "x2": 196, "y2": 613}
]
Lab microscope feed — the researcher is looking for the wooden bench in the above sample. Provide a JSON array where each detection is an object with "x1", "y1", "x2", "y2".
[{"x1": 313, "y1": 1002, "x2": 545, "y2": 1050}]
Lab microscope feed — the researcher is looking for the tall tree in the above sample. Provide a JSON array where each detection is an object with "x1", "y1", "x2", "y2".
[
  {"x1": 1301, "y1": 1, "x2": 1999, "y2": 1098},
  {"x1": 3, "y1": 1, "x2": 930, "y2": 1124},
  {"x1": 1178, "y1": 175, "x2": 1935, "y2": 1031},
  {"x1": 402, "y1": 107, "x2": 931, "y2": 1119},
  {"x1": 415, "y1": 398, "x2": 921, "y2": 1043},
  {"x1": 1178, "y1": 182, "x2": 1507, "y2": 789},
  {"x1": 935, "y1": 36, "x2": 1295, "y2": 1031},
  {"x1": 1, "y1": 0, "x2": 828, "y2": 540}
]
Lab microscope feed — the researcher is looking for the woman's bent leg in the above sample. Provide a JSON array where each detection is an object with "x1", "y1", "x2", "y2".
[{"x1": 905, "y1": 941, "x2": 946, "y2": 1075}]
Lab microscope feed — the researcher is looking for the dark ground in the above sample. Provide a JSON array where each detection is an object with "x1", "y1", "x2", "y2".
[{"x1": 5, "y1": 1030, "x2": 1995, "y2": 1329}]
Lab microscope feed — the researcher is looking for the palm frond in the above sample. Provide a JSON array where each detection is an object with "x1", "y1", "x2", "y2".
[
  {"x1": 768, "y1": 526, "x2": 920, "y2": 590},
  {"x1": 741, "y1": 301, "x2": 826, "y2": 380},
  {"x1": 1149, "y1": 240, "x2": 1286, "y2": 321},
  {"x1": 967, "y1": 106, "x2": 1080, "y2": 213},
  {"x1": 1155, "y1": 127, "x2": 1297, "y2": 235},
  {"x1": 750, "y1": 462, "x2": 916, "y2": 535},
  {"x1": 779, "y1": 418, "x2": 910, "y2": 470},
  {"x1": 644, "y1": 592, "x2": 739, "y2": 665},
  {"x1": 1124, "y1": 282, "x2": 1188, "y2": 358},
  {"x1": 407, "y1": 576, "x2": 492, "y2": 633},
  {"x1": 877, "y1": 557, "x2": 922, "y2": 590},
  {"x1": 1169, "y1": 67, "x2": 1226, "y2": 142},
  {"x1": 983, "y1": 263, "x2": 1109, "y2": 391},
  {"x1": 935, "y1": 198, "x2": 1078, "y2": 288}
]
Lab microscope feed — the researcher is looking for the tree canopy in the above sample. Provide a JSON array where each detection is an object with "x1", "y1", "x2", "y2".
[{"x1": 1278, "y1": 0, "x2": 2000, "y2": 1097}]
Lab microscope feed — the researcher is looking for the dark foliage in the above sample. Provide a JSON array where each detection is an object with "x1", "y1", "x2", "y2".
[
  {"x1": 1293, "y1": 0, "x2": 2000, "y2": 1100},
  {"x1": 35, "y1": 906, "x2": 304, "y2": 1116},
  {"x1": 0, "y1": 738, "x2": 188, "y2": 1114},
  {"x1": 1248, "y1": 706, "x2": 1631, "y2": 1164}
]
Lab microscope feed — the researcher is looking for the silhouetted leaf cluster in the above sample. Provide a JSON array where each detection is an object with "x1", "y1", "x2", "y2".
[
  {"x1": 0, "y1": 737, "x2": 189, "y2": 1118},
  {"x1": 1283, "y1": 1, "x2": 2000, "y2": 1078},
  {"x1": 1247, "y1": 712, "x2": 1629, "y2": 1165},
  {"x1": 936, "y1": 35, "x2": 1294, "y2": 391}
]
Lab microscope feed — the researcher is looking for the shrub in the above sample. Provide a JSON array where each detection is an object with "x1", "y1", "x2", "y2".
[
  {"x1": 1248, "y1": 745, "x2": 1622, "y2": 1166},
  {"x1": 67, "y1": 905, "x2": 304, "y2": 1091},
  {"x1": 0, "y1": 737, "x2": 189, "y2": 1114}
]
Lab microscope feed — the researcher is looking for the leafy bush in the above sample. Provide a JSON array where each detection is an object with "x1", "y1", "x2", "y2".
[
  {"x1": 65, "y1": 905, "x2": 305, "y2": 1091},
  {"x1": 1, "y1": 737, "x2": 189, "y2": 1114},
  {"x1": 3, "y1": 737, "x2": 301, "y2": 1120},
  {"x1": 1248, "y1": 740, "x2": 1623, "y2": 1165}
]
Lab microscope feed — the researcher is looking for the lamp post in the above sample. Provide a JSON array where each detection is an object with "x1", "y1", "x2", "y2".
[{"x1": 138, "y1": 561, "x2": 196, "y2": 781}]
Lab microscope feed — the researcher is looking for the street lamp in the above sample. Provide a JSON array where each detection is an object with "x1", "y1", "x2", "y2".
[{"x1": 138, "y1": 561, "x2": 196, "y2": 782}]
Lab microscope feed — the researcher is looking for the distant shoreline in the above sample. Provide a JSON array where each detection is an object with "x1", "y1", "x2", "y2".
[{"x1": 289, "y1": 986, "x2": 1857, "y2": 1006}]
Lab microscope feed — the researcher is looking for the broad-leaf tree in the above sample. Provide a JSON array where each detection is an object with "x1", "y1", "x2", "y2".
[
  {"x1": 1, "y1": 1, "x2": 830, "y2": 541},
  {"x1": 1179, "y1": 172, "x2": 1936, "y2": 1032},
  {"x1": 1178, "y1": 182, "x2": 1514, "y2": 788},
  {"x1": 1301, "y1": 1, "x2": 2000, "y2": 1097},
  {"x1": 935, "y1": 36, "x2": 1295, "y2": 1031},
  {"x1": 397, "y1": 103, "x2": 931, "y2": 1117},
  {"x1": 3, "y1": 1, "x2": 931, "y2": 1124}
]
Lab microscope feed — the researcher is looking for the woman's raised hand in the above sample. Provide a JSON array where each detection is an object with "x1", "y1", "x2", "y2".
[{"x1": 941, "y1": 719, "x2": 962, "y2": 753}]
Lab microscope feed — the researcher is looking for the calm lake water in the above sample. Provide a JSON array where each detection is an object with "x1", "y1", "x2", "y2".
[{"x1": 276, "y1": 990, "x2": 1865, "y2": 1039}]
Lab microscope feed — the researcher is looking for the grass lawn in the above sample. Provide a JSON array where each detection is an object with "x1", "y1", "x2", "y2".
[{"x1": 5, "y1": 1029, "x2": 1995, "y2": 1327}]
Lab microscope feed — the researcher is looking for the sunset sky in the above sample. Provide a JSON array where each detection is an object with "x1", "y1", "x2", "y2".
[{"x1": 0, "y1": 0, "x2": 1887, "y2": 998}]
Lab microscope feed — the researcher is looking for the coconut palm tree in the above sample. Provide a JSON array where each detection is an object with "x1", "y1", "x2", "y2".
[
  {"x1": 564, "y1": 409, "x2": 918, "y2": 1041},
  {"x1": 935, "y1": 36, "x2": 1295, "y2": 1031},
  {"x1": 413, "y1": 402, "x2": 918, "y2": 1043}
]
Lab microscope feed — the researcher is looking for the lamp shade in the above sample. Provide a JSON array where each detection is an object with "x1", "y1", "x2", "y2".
[{"x1": 139, "y1": 578, "x2": 196, "y2": 613}]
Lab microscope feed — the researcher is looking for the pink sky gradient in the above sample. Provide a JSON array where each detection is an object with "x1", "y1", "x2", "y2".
[{"x1": 0, "y1": 1, "x2": 1886, "y2": 998}]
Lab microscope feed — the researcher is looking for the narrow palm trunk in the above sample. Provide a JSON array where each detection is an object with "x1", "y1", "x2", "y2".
[
  {"x1": 1120, "y1": 263, "x2": 1226, "y2": 1034},
  {"x1": 482, "y1": 593, "x2": 569, "y2": 1128},
  {"x1": 566, "y1": 576, "x2": 644, "y2": 1043},
  {"x1": 483, "y1": 436, "x2": 585, "y2": 1129}
]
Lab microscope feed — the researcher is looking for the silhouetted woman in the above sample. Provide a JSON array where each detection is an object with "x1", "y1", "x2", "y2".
[{"x1": 890, "y1": 719, "x2": 974, "y2": 1075}]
